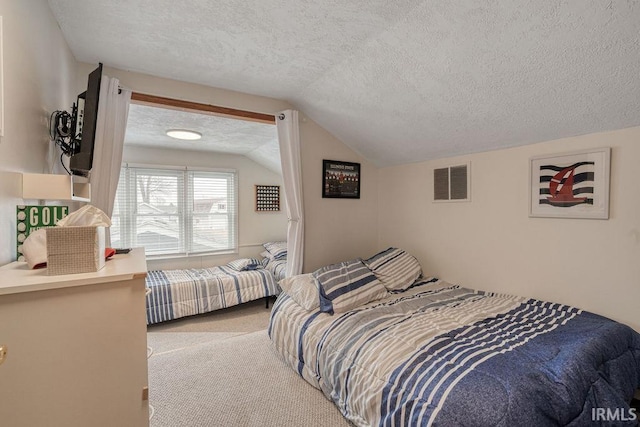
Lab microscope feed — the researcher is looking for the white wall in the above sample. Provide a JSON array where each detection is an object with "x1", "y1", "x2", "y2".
[
  {"x1": 299, "y1": 120, "x2": 379, "y2": 272},
  {"x1": 378, "y1": 127, "x2": 640, "y2": 331},
  {"x1": 123, "y1": 145, "x2": 287, "y2": 269},
  {"x1": 0, "y1": 1, "x2": 77, "y2": 265}
]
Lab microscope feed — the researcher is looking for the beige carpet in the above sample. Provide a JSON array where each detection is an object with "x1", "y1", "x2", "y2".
[{"x1": 147, "y1": 302, "x2": 351, "y2": 427}]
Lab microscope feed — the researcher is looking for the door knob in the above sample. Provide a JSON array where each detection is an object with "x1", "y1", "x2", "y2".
[{"x1": 0, "y1": 345, "x2": 6, "y2": 365}]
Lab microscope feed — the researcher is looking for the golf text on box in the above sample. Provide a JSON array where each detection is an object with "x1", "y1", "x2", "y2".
[
  {"x1": 592, "y1": 407, "x2": 637, "y2": 422},
  {"x1": 16, "y1": 205, "x2": 68, "y2": 262}
]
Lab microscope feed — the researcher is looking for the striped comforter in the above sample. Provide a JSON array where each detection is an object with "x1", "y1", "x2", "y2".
[
  {"x1": 146, "y1": 266, "x2": 279, "y2": 325},
  {"x1": 269, "y1": 278, "x2": 640, "y2": 426},
  {"x1": 264, "y1": 258, "x2": 287, "y2": 281}
]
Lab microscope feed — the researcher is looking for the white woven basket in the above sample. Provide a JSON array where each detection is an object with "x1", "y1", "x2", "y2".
[{"x1": 46, "y1": 226, "x2": 105, "y2": 275}]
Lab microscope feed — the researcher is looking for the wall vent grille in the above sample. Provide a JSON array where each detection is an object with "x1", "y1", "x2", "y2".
[{"x1": 433, "y1": 163, "x2": 470, "y2": 201}]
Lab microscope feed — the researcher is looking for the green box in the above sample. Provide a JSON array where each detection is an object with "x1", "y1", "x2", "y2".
[{"x1": 16, "y1": 205, "x2": 68, "y2": 262}]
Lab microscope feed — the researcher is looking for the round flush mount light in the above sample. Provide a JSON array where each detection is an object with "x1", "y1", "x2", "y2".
[{"x1": 166, "y1": 129, "x2": 202, "y2": 140}]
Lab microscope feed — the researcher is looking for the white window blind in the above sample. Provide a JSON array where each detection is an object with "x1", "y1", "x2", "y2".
[{"x1": 111, "y1": 165, "x2": 238, "y2": 256}]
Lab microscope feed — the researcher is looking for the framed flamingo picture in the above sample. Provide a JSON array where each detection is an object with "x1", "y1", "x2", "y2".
[{"x1": 529, "y1": 147, "x2": 611, "y2": 219}]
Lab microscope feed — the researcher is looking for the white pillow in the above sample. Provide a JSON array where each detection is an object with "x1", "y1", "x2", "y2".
[
  {"x1": 263, "y1": 241, "x2": 287, "y2": 260},
  {"x1": 279, "y1": 274, "x2": 320, "y2": 311}
]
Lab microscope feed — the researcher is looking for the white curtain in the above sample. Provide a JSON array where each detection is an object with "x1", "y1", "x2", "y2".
[
  {"x1": 90, "y1": 77, "x2": 131, "y2": 246},
  {"x1": 276, "y1": 110, "x2": 304, "y2": 277}
]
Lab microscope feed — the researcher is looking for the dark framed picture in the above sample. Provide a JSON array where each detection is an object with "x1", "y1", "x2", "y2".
[
  {"x1": 322, "y1": 160, "x2": 361, "y2": 199},
  {"x1": 529, "y1": 147, "x2": 610, "y2": 219},
  {"x1": 255, "y1": 185, "x2": 280, "y2": 212}
]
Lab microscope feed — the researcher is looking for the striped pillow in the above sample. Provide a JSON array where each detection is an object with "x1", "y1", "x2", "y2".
[
  {"x1": 227, "y1": 258, "x2": 263, "y2": 271},
  {"x1": 363, "y1": 248, "x2": 422, "y2": 291},
  {"x1": 263, "y1": 241, "x2": 288, "y2": 260},
  {"x1": 313, "y1": 259, "x2": 387, "y2": 314}
]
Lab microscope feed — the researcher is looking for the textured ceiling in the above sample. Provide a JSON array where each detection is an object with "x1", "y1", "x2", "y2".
[
  {"x1": 125, "y1": 104, "x2": 281, "y2": 174},
  {"x1": 48, "y1": 0, "x2": 640, "y2": 166}
]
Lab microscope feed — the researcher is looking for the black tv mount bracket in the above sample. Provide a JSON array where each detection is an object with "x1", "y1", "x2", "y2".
[{"x1": 49, "y1": 104, "x2": 79, "y2": 157}]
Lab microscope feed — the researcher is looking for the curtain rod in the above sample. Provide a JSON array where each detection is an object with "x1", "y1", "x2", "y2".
[{"x1": 130, "y1": 92, "x2": 276, "y2": 125}]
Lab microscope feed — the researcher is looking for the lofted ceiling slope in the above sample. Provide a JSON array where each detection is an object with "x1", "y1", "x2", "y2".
[{"x1": 48, "y1": 0, "x2": 640, "y2": 167}]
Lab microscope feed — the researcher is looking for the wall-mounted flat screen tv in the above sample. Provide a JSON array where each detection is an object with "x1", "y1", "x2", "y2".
[{"x1": 70, "y1": 63, "x2": 103, "y2": 177}]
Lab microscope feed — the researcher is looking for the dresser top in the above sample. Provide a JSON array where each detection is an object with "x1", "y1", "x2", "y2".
[{"x1": 0, "y1": 248, "x2": 147, "y2": 296}]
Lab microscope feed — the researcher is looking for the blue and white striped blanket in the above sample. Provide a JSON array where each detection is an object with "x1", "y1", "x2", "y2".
[
  {"x1": 269, "y1": 278, "x2": 640, "y2": 426},
  {"x1": 146, "y1": 266, "x2": 279, "y2": 325},
  {"x1": 264, "y1": 258, "x2": 287, "y2": 282}
]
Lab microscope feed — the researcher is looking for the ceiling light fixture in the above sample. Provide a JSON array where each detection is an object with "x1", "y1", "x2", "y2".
[{"x1": 166, "y1": 129, "x2": 202, "y2": 140}]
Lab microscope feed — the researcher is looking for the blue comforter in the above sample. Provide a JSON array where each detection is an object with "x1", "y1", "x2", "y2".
[{"x1": 269, "y1": 279, "x2": 640, "y2": 426}]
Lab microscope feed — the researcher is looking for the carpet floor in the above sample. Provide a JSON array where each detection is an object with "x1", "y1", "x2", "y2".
[
  {"x1": 147, "y1": 298, "x2": 274, "y2": 334},
  {"x1": 147, "y1": 329, "x2": 351, "y2": 427}
]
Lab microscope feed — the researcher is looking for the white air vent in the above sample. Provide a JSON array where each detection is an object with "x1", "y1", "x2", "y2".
[{"x1": 433, "y1": 163, "x2": 470, "y2": 202}]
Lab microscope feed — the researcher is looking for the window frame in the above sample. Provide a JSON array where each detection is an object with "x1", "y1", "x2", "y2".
[{"x1": 112, "y1": 163, "x2": 239, "y2": 259}]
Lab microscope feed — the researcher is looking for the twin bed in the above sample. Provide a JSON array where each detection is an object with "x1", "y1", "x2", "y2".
[
  {"x1": 263, "y1": 257, "x2": 287, "y2": 281},
  {"x1": 145, "y1": 265, "x2": 279, "y2": 324},
  {"x1": 268, "y1": 248, "x2": 640, "y2": 426},
  {"x1": 145, "y1": 242, "x2": 287, "y2": 325}
]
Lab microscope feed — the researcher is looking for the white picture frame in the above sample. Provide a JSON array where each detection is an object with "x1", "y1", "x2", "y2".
[{"x1": 529, "y1": 147, "x2": 611, "y2": 219}]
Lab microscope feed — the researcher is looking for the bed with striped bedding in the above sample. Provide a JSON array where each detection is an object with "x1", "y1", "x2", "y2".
[
  {"x1": 268, "y1": 278, "x2": 640, "y2": 426},
  {"x1": 264, "y1": 257, "x2": 287, "y2": 282},
  {"x1": 146, "y1": 266, "x2": 279, "y2": 325}
]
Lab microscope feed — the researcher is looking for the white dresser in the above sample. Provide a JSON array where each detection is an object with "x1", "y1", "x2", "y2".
[{"x1": 0, "y1": 248, "x2": 149, "y2": 427}]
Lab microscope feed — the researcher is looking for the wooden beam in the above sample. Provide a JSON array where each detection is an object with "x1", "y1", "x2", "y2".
[{"x1": 130, "y1": 92, "x2": 276, "y2": 125}]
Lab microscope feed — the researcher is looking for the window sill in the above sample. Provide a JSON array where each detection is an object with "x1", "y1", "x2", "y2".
[{"x1": 145, "y1": 250, "x2": 239, "y2": 261}]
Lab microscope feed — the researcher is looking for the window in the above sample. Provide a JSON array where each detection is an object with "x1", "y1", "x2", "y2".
[{"x1": 111, "y1": 165, "x2": 237, "y2": 257}]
